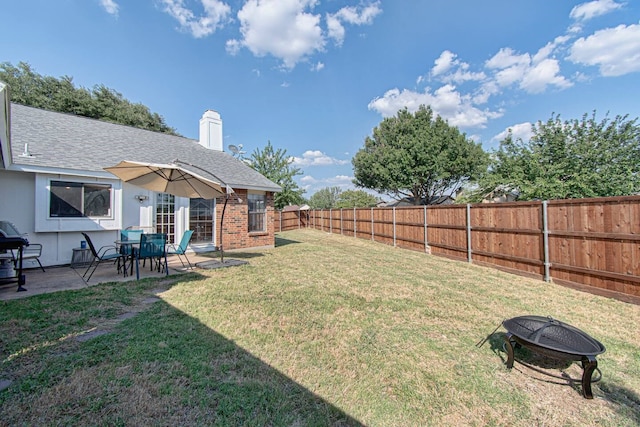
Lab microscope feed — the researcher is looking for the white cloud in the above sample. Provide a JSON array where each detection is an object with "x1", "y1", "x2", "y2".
[
  {"x1": 311, "y1": 61, "x2": 325, "y2": 71},
  {"x1": 99, "y1": 0, "x2": 119, "y2": 16},
  {"x1": 370, "y1": 35, "x2": 576, "y2": 132},
  {"x1": 326, "y1": 14, "x2": 345, "y2": 46},
  {"x1": 162, "y1": 0, "x2": 231, "y2": 38},
  {"x1": 568, "y1": 23, "x2": 640, "y2": 76},
  {"x1": 327, "y1": 175, "x2": 354, "y2": 185},
  {"x1": 298, "y1": 174, "x2": 355, "y2": 193},
  {"x1": 430, "y1": 50, "x2": 485, "y2": 84},
  {"x1": 485, "y1": 47, "x2": 572, "y2": 93},
  {"x1": 368, "y1": 85, "x2": 503, "y2": 129},
  {"x1": 570, "y1": 0, "x2": 623, "y2": 22},
  {"x1": 491, "y1": 122, "x2": 533, "y2": 143},
  {"x1": 292, "y1": 150, "x2": 350, "y2": 166},
  {"x1": 520, "y1": 58, "x2": 572, "y2": 93},
  {"x1": 485, "y1": 47, "x2": 530, "y2": 70},
  {"x1": 227, "y1": 0, "x2": 325, "y2": 70},
  {"x1": 431, "y1": 50, "x2": 457, "y2": 77},
  {"x1": 326, "y1": 1, "x2": 382, "y2": 46}
]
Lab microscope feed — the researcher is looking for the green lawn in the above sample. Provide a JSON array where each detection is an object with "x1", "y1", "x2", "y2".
[{"x1": 1, "y1": 229, "x2": 639, "y2": 426}]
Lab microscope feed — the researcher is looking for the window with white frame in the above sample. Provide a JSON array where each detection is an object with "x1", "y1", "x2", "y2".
[
  {"x1": 248, "y1": 193, "x2": 266, "y2": 232},
  {"x1": 49, "y1": 181, "x2": 112, "y2": 217}
]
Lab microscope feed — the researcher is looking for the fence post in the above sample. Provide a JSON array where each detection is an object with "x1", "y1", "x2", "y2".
[
  {"x1": 393, "y1": 207, "x2": 397, "y2": 247},
  {"x1": 424, "y1": 205, "x2": 429, "y2": 253},
  {"x1": 542, "y1": 201, "x2": 551, "y2": 282},
  {"x1": 371, "y1": 207, "x2": 375, "y2": 241},
  {"x1": 466, "y1": 204, "x2": 472, "y2": 263},
  {"x1": 354, "y1": 207, "x2": 357, "y2": 238},
  {"x1": 340, "y1": 209, "x2": 343, "y2": 235},
  {"x1": 279, "y1": 210, "x2": 282, "y2": 232}
]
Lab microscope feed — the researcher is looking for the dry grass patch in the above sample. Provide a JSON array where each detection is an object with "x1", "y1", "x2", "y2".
[{"x1": 1, "y1": 229, "x2": 639, "y2": 426}]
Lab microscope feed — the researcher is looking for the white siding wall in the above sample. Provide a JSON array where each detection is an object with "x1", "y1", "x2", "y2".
[
  {"x1": 0, "y1": 170, "x2": 189, "y2": 267},
  {"x1": 0, "y1": 170, "x2": 123, "y2": 266}
]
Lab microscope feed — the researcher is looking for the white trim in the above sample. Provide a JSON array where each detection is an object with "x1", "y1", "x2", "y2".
[
  {"x1": 8, "y1": 163, "x2": 117, "y2": 179},
  {"x1": 35, "y1": 173, "x2": 122, "y2": 232}
]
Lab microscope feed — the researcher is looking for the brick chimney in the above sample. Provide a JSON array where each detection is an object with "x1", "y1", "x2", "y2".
[{"x1": 199, "y1": 110, "x2": 223, "y2": 151}]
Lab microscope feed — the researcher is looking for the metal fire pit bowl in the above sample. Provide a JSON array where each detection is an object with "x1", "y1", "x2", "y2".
[{"x1": 502, "y1": 315, "x2": 605, "y2": 399}]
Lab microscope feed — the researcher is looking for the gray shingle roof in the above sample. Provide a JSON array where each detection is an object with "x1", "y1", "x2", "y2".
[{"x1": 9, "y1": 103, "x2": 281, "y2": 192}]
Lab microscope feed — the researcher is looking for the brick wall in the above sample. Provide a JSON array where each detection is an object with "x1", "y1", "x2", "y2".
[{"x1": 216, "y1": 189, "x2": 276, "y2": 251}]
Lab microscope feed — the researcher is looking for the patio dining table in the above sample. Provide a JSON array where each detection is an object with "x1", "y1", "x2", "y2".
[{"x1": 114, "y1": 239, "x2": 140, "y2": 276}]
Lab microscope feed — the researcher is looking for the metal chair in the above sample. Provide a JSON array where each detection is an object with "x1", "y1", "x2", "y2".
[
  {"x1": 118, "y1": 229, "x2": 144, "y2": 275},
  {"x1": 166, "y1": 230, "x2": 194, "y2": 269},
  {"x1": 135, "y1": 233, "x2": 168, "y2": 280},
  {"x1": 20, "y1": 243, "x2": 45, "y2": 272},
  {"x1": 119, "y1": 229, "x2": 143, "y2": 255},
  {"x1": 81, "y1": 232, "x2": 126, "y2": 281}
]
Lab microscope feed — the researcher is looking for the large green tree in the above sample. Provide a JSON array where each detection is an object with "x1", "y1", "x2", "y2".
[
  {"x1": 0, "y1": 61, "x2": 178, "y2": 135},
  {"x1": 249, "y1": 141, "x2": 305, "y2": 209},
  {"x1": 308, "y1": 186, "x2": 342, "y2": 209},
  {"x1": 335, "y1": 189, "x2": 378, "y2": 208},
  {"x1": 475, "y1": 112, "x2": 640, "y2": 201},
  {"x1": 352, "y1": 105, "x2": 488, "y2": 205}
]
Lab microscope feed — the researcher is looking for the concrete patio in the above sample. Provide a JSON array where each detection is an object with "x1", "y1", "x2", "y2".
[{"x1": 0, "y1": 252, "x2": 246, "y2": 301}]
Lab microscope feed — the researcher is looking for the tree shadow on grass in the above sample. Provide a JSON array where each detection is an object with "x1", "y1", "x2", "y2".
[{"x1": 0, "y1": 297, "x2": 364, "y2": 426}]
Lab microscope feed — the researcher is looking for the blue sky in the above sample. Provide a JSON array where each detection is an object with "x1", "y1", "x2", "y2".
[{"x1": 2, "y1": 0, "x2": 639, "y2": 199}]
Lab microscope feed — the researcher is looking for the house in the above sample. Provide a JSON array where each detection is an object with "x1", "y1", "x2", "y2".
[
  {"x1": 0, "y1": 84, "x2": 281, "y2": 267},
  {"x1": 481, "y1": 184, "x2": 520, "y2": 203},
  {"x1": 281, "y1": 204, "x2": 310, "y2": 212}
]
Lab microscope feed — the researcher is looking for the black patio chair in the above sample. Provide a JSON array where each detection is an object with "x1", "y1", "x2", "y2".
[{"x1": 82, "y1": 232, "x2": 126, "y2": 282}]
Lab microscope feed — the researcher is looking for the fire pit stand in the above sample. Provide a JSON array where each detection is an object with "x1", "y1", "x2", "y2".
[{"x1": 502, "y1": 315, "x2": 606, "y2": 399}]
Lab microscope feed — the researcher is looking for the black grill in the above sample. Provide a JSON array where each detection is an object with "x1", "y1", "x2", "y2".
[{"x1": 0, "y1": 221, "x2": 29, "y2": 291}]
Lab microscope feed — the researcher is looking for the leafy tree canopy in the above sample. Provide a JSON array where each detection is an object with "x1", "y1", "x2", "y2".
[
  {"x1": 352, "y1": 105, "x2": 489, "y2": 205},
  {"x1": 308, "y1": 186, "x2": 342, "y2": 209},
  {"x1": 309, "y1": 187, "x2": 379, "y2": 209},
  {"x1": 0, "y1": 61, "x2": 178, "y2": 135},
  {"x1": 335, "y1": 190, "x2": 378, "y2": 208},
  {"x1": 471, "y1": 111, "x2": 640, "y2": 201},
  {"x1": 249, "y1": 141, "x2": 305, "y2": 209}
]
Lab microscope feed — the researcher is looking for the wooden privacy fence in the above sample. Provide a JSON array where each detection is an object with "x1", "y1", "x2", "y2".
[{"x1": 275, "y1": 196, "x2": 640, "y2": 303}]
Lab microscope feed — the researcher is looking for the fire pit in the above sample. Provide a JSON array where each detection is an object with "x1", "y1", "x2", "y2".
[{"x1": 502, "y1": 315, "x2": 605, "y2": 399}]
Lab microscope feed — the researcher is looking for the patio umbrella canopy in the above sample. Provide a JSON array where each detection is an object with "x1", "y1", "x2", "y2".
[{"x1": 104, "y1": 160, "x2": 224, "y2": 199}]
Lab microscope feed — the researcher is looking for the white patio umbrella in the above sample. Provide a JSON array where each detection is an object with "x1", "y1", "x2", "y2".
[
  {"x1": 104, "y1": 160, "x2": 224, "y2": 199},
  {"x1": 105, "y1": 159, "x2": 236, "y2": 264}
]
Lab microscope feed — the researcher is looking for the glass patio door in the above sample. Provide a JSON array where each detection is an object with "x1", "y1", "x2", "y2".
[{"x1": 189, "y1": 198, "x2": 215, "y2": 244}]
